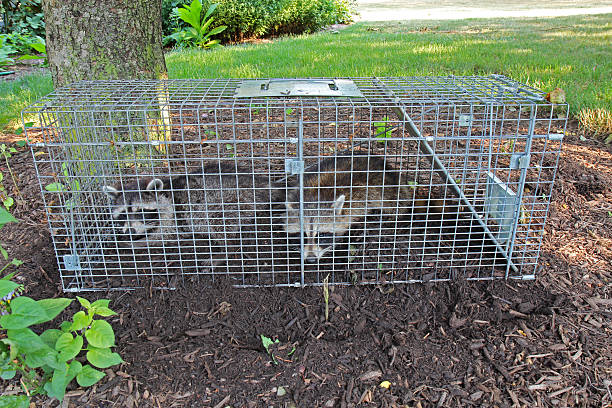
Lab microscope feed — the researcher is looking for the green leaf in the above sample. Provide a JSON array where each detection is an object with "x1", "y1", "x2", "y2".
[
  {"x1": 70, "y1": 310, "x2": 90, "y2": 331},
  {"x1": 76, "y1": 364, "x2": 105, "y2": 387},
  {"x1": 59, "y1": 320, "x2": 72, "y2": 332},
  {"x1": 92, "y1": 306, "x2": 116, "y2": 317},
  {"x1": 25, "y1": 345, "x2": 59, "y2": 369},
  {"x1": 0, "y1": 278, "x2": 19, "y2": 299},
  {"x1": 40, "y1": 328, "x2": 63, "y2": 349},
  {"x1": 44, "y1": 182, "x2": 65, "y2": 192},
  {"x1": 37, "y1": 298, "x2": 72, "y2": 321},
  {"x1": 85, "y1": 320, "x2": 115, "y2": 348},
  {"x1": 260, "y1": 334, "x2": 279, "y2": 353},
  {"x1": 207, "y1": 25, "x2": 227, "y2": 36},
  {"x1": 10, "y1": 259, "x2": 22, "y2": 267},
  {"x1": 2, "y1": 197, "x2": 13, "y2": 210},
  {"x1": 29, "y1": 42, "x2": 46, "y2": 53},
  {"x1": 6, "y1": 328, "x2": 58, "y2": 368},
  {"x1": 90, "y1": 299, "x2": 110, "y2": 308},
  {"x1": 6, "y1": 328, "x2": 45, "y2": 352},
  {"x1": 0, "y1": 246, "x2": 7, "y2": 260},
  {"x1": 56, "y1": 333, "x2": 83, "y2": 362},
  {"x1": 76, "y1": 296, "x2": 91, "y2": 310},
  {"x1": 15, "y1": 140, "x2": 26, "y2": 148},
  {"x1": 0, "y1": 368, "x2": 16, "y2": 380},
  {"x1": 0, "y1": 297, "x2": 48, "y2": 329},
  {"x1": 86, "y1": 347, "x2": 123, "y2": 369},
  {"x1": 44, "y1": 360, "x2": 82, "y2": 401},
  {"x1": 0, "y1": 395, "x2": 29, "y2": 408},
  {"x1": 0, "y1": 207, "x2": 17, "y2": 226}
]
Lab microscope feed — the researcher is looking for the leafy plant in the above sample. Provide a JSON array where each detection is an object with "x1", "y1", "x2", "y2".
[
  {"x1": 163, "y1": 0, "x2": 227, "y2": 49},
  {"x1": 17, "y1": 36, "x2": 47, "y2": 66},
  {"x1": 0, "y1": 279, "x2": 123, "y2": 403},
  {"x1": 0, "y1": 34, "x2": 15, "y2": 70},
  {"x1": 1, "y1": 0, "x2": 45, "y2": 38},
  {"x1": 0, "y1": 143, "x2": 23, "y2": 204},
  {"x1": 373, "y1": 116, "x2": 395, "y2": 140}
]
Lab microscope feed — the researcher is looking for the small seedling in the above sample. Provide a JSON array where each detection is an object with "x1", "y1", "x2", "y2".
[
  {"x1": 373, "y1": 116, "x2": 394, "y2": 141},
  {"x1": 0, "y1": 143, "x2": 23, "y2": 203},
  {"x1": 285, "y1": 108, "x2": 294, "y2": 115},
  {"x1": 260, "y1": 335, "x2": 280, "y2": 364}
]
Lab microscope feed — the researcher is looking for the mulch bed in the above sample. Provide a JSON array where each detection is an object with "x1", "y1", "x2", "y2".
[{"x1": 0, "y1": 121, "x2": 611, "y2": 407}]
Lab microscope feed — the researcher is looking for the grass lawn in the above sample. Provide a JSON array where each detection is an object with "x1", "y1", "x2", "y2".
[{"x1": 1, "y1": 13, "x2": 610, "y2": 135}]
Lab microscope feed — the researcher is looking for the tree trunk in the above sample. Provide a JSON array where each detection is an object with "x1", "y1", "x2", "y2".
[{"x1": 42, "y1": 0, "x2": 167, "y2": 88}]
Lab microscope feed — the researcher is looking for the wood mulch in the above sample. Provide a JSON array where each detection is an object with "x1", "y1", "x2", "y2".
[{"x1": 0, "y1": 120, "x2": 611, "y2": 407}]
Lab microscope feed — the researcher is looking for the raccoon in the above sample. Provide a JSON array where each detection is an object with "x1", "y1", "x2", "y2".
[
  {"x1": 282, "y1": 152, "x2": 414, "y2": 263},
  {"x1": 281, "y1": 151, "x2": 509, "y2": 269},
  {"x1": 103, "y1": 162, "x2": 277, "y2": 266}
]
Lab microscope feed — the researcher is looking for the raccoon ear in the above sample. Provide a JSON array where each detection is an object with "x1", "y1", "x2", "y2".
[
  {"x1": 146, "y1": 178, "x2": 164, "y2": 191},
  {"x1": 102, "y1": 185, "x2": 119, "y2": 199},
  {"x1": 333, "y1": 194, "x2": 346, "y2": 215}
]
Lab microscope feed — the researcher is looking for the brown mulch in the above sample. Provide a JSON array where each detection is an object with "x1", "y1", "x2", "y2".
[{"x1": 0, "y1": 121, "x2": 611, "y2": 407}]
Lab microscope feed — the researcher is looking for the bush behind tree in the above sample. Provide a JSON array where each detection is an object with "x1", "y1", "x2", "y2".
[{"x1": 163, "y1": 0, "x2": 355, "y2": 43}]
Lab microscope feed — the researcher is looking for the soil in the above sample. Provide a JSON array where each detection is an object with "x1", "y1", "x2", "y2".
[{"x1": 0, "y1": 120, "x2": 611, "y2": 407}]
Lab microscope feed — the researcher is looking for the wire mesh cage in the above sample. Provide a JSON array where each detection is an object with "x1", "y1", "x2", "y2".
[{"x1": 23, "y1": 76, "x2": 567, "y2": 291}]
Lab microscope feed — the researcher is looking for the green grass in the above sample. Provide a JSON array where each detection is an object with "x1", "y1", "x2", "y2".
[
  {"x1": 2, "y1": 13, "x2": 611, "y2": 134},
  {"x1": 0, "y1": 72, "x2": 52, "y2": 130}
]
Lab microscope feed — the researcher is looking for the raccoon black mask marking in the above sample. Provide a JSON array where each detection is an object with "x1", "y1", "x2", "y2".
[{"x1": 103, "y1": 178, "x2": 175, "y2": 244}]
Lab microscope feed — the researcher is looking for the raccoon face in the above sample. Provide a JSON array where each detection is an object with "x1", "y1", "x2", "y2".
[
  {"x1": 103, "y1": 179, "x2": 173, "y2": 244},
  {"x1": 284, "y1": 194, "x2": 350, "y2": 262}
]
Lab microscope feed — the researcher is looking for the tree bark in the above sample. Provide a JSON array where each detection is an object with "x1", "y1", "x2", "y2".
[{"x1": 42, "y1": 0, "x2": 167, "y2": 88}]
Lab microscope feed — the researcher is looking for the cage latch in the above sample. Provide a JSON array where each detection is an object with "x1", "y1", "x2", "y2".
[
  {"x1": 509, "y1": 153, "x2": 531, "y2": 169},
  {"x1": 285, "y1": 158, "x2": 304, "y2": 175},
  {"x1": 458, "y1": 114, "x2": 472, "y2": 127},
  {"x1": 63, "y1": 254, "x2": 81, "y2": 271}
]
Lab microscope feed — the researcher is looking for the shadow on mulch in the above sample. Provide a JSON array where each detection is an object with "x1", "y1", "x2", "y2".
[{"x1": 0, "y1": 123, "x2": 611, "y2": 407}]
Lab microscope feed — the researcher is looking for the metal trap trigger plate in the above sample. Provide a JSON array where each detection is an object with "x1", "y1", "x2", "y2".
[
  {"x1": 485, "y1": 171, "x2": 519, "y2": 244},
  {"x1": 235, "y1": 79, "x2": 364, "y2": 97}
]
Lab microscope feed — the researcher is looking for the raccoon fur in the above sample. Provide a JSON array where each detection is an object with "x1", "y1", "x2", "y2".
[
  {"x1": 281, "y1": 152, "x2": 508, "y2": 268},
  {"x1": 103, "y1": 162, "x2": 276, "y2": 266},
  {"x1": 282, "y1": 152, "x2": 415, "y2": 263}
]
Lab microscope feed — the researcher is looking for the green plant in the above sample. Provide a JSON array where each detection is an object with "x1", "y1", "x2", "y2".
[
  {"x1": 17, "y1": 36, "x2": 46, "y2": 66},
  {"x1": 1, "y1": 0, "x2": 45, "y2": 38},
  {"x1": 260, "y1": 334, "x2": 280, "y2": 364},
  {"x1": 0, "y1": 34, "x2": 15, "y2": 70},
  {"x1": 0, "y1": 279, "x2": 123, "y2": 403},
  {"x1": 0, "y1": 143, "x2": 23, "y2": 204},
  {"x1": 163, "y1": 0, "x2": 227, "y2": 49},
  {"x1": 373, "y1": 116, "x2": 395, "y2": 140}
]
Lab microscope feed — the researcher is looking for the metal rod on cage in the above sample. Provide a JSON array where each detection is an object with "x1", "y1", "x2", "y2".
[
  {"x1": 372, "y1": 78, "x2": 518, "y2": 273},
  {"x1": 297, "y1": 118, "x2": 305, "y2": 286},
  {"x1": 504, "y1": 108, "x2": 536, "y2": 278}
]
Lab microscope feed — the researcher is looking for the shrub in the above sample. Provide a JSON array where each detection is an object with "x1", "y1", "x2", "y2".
[
  {"x1": 163, "y1": 0, "x2": 227, "y2": 49},
  {"x1": 0, "y1": 0, "x2": 45, "y2": 38},
  {"x1": 161, "y1": 0, "x2": 356, "y2": 43}
]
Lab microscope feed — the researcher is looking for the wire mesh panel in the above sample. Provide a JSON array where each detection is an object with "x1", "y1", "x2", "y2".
[{"x1": 23, "y1": 76, "x2": 567, "y2": 291}]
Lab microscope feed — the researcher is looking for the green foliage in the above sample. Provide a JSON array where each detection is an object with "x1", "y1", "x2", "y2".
[
  {"x1": 0, "y1": 0, "x2": 45, "y2": 37},
  {"x1": 0, "y1": 34, "x2": 15, "y2": 70},
  {"x1": 161, "y1": 0, "x2": 355, "y2": 42},
  {"x1": 163, "y1": 0, "x2": 227, "y2": 49},
  {"x1": 0, "y1": 279, "x2": 123, "y2": 404},
  {"x1": 0, "y1": 142, "x2": 23, "y2": 207}
]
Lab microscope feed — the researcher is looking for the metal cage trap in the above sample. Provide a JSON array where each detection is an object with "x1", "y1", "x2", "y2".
[{"x1": 23, "y1": 76, "x2": 567, "y2": 291}]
